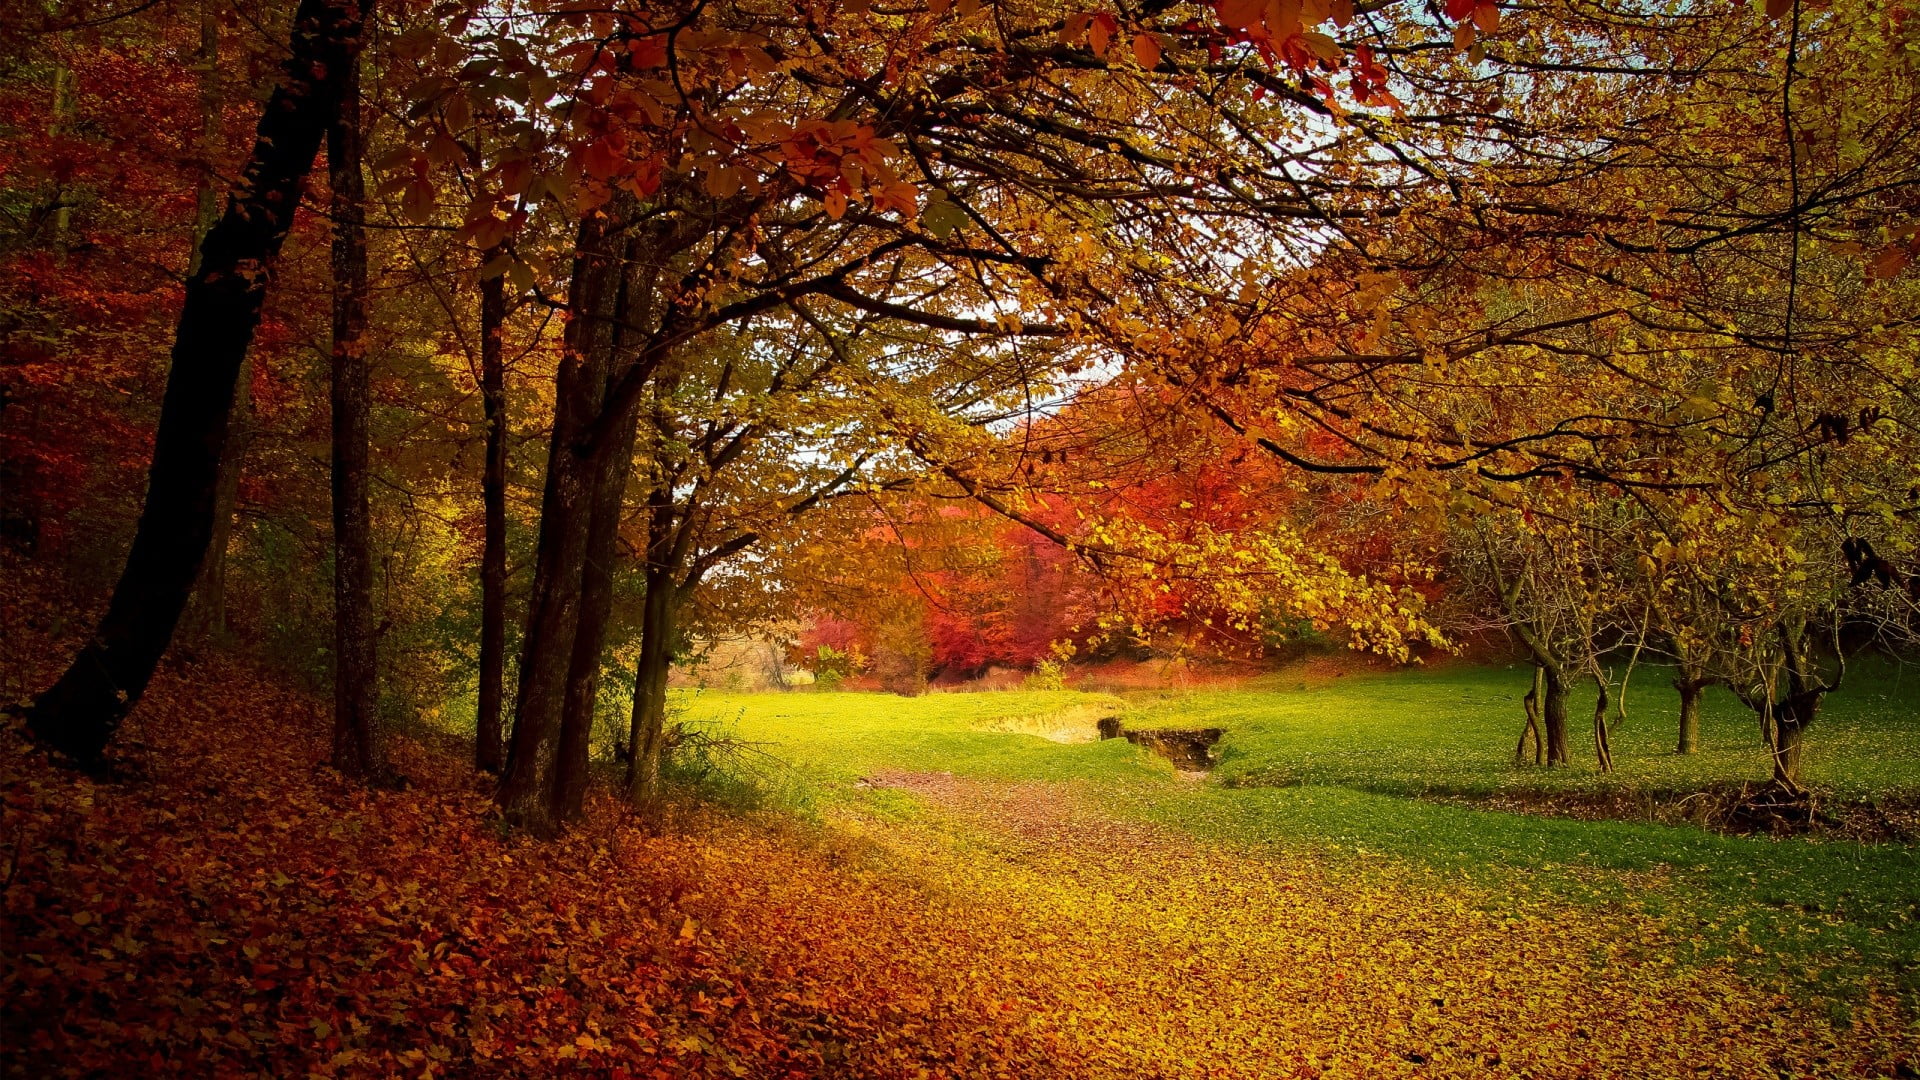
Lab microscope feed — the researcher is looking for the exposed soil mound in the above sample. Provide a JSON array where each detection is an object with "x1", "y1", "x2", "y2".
[{"x1": 1103, "y1": 724, "x2": 1224, "y2": 771}]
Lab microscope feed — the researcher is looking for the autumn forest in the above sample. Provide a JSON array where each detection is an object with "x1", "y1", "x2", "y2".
[{"x1": 2, "y1": 0, "x2": 1919, "y2": 1073}]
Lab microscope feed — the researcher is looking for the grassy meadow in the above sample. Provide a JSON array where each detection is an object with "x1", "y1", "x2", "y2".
[{"x1": 673, "y1": 662, "x2": 1920, "y2": 997}]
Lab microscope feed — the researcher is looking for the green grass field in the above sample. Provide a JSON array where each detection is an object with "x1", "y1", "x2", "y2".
[
  {"x1": 673, "y1": 662, "x2": 1920, "y2": 995},
  {"x1": 1132, "y1": 660, "x2": 1920, "y2": 798}
]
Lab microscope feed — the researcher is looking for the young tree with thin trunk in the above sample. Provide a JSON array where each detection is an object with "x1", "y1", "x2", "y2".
[
  {"x1": 474, "y1": 250, "x2": 509, "y2": 774},
  {"x1": 327, "y1": 33, "x2": 380, "y2": 779},
  {"x1": 1514, "y1": 666, "x2": 1546, "y2": 767},
  {"x1": 1475, "y1": 534, "x2": 1573, "y2": 767},
  {"x1": 1645, "y1": 572, "x2": 1725, "y2": 756},
  {"x1": 1727, "y1": 619, "x2": 1844, "y2": 794}
]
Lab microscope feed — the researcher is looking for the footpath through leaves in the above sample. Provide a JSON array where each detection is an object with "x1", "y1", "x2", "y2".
[{"x1": 3, "y1": 588, "x2": 1916, "y2": 1078}]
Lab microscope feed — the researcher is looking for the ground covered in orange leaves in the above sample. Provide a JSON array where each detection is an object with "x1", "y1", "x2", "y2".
[{"x1": 4, "y1": 602, "x2": 1916, "y2": 1077}]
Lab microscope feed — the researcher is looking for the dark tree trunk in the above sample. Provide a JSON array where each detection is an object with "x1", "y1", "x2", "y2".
[
  {"x1": 1540, "y1": 663, "x2": 1570, "y2": 766},
  {"x1": 1674, "y1": 671, "x2": 1709, "y2": 755},
  {"x1": 624, "y1": 466, "x2": 685, "y2": 813},
  {"x1": 625, "y1": 558, "x2": 678, "y2": 813},
  {"x1": 474, "y1": 254, "x2": 509, "y2": 774},
  {"x1": 327, "y1": 49, "x2": 379, "y2": 779},
  {"x1": 181, "y1": 6, "x2": 242, "y2": 646},
  {"x1": 548, "y1": 406, "x2": 644, "y2": 824},
  {"x1": 1772, "y1": 712, "x2": 1809, "y2": 789},
  {"x1": 26, "y1": 0, "x2": 373, "y2": 765},
  {"x1": 1762, "y1": 690, "x2": 1823, "y2": 792},
  {"x1": 496, "y1": 205, "x2": 627, "y2": 832},
  {"x1": 548, "y1": 364, "x2": 646, "y2": 826}
]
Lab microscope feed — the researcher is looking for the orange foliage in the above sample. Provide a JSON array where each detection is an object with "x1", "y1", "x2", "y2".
[{"x1": 1, "y1": 568, "x2": 1070, "y2": 1077}]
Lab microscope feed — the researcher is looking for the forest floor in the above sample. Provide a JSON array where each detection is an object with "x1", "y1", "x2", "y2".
[
  {"x1": 6, "y1": 565, "x2": 1919, "y2": 1076},
  {"x1": 6, "y1": 676, "x2": 1918, "y2": 1078}
]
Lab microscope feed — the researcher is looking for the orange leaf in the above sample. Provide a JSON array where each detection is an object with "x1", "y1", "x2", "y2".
[
  {"x1": 1266, "y1": 0, "x2": 1303, "y2": 41},
  {"x1": 1132, "y1": 32, "x2": 1163, "y2": 69},
  {"x1": 1089, "y1": 13, "x2": 1117, "y2": 57},
  {"x1": 1218, "y1": 0, "x2": 1264, "y2": 32}
]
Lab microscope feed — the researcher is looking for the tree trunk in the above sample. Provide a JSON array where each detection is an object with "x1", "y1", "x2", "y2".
[
  {"x1": 626, "y1": 560, "x2": 678, "y2": 813},
  {"x1": 327, "y1": 47, "x2": 379, "y2": 779},
  {"x1": 1771, "y1": 714, "x2": 1808, "y2": 790},
  {"x1": 546, "y1": 220, "x2": 656, "y2": 826},
  {"x1": 1590, "y1": 671, "x2": 1614, "y2": 774},
  {"x1": 548, "y1": 383, "x2": 644, "y2": 825},
  {"x1": 1515, "y1": 664, "x2": 1544, "y2": 766},
  {"x1": 49, "y1": 65, "x2": 75, "y2": 251},
  {"x1": 1674, "y1": 672, "x2": 1707, "y2": 755},
  {"x1": 1540, "y1": 663, "x2": 1570, "y2": 766},
  {"x1": 1763, "y1": 690, "x2": 1823, "y2": 792},
  {"x1": 26, "y1": 0, "x2": 373, "y2": 765},
  {"x1": 180, "y1": 8, "x2": 243, "y2": 645},
  {"x1": 474, "y1": 254, "x2": 508, "y2": 774},
  {"x1": 496, "y1": 203, "x2": 628, "y2": 832}
]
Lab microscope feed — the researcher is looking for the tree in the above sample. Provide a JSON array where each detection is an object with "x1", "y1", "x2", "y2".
[
  {"x1": 327, "y1": 24, "x2": 381, "y2": 779},
  {"x1": 474, "y1": 249, "x2": 510, "y2": 773},
  {"x1": 180, "y1": 0, "x2": 245, "y2": 644},
  {"x1": 25, "y1": 0, "x2": 376, "y2": 764},
  {"x1": 615, "y1": 315, "x2": 927, "y2": 808},
  {"x1": 495, "y1": 201, "x2": 634, "y2": 829}
]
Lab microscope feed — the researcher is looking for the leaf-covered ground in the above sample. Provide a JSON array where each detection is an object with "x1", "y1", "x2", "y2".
[
  {"x1": 5, "y1": 564, "x2": 1917, "y2": 1079},
  {"x1": 5, "y1": 657, "x2": 1918, "y2": 1078}
]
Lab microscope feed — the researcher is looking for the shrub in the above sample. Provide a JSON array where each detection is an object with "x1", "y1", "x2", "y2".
[{"x1": 1022, "y1": 659, "x2": 1067, "y2": 691}]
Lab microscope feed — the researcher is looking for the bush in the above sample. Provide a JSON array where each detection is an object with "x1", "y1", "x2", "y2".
[
  {"x1": 658, "y1": 712, "x2": 808, "y2": 816},
  {"x1": 1022, "y1": 659, "x2": 1067, "y2": 691},
  {"x1": 808, "y1": 644, "x2": 865, "y2": 691}
]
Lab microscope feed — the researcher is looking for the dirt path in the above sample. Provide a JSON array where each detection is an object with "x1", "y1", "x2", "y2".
[
  {"x1": 849, "y1": 771, "x2": 1916, "y2": 1079},
  {"x1": 871, "y1": 769, "x2": 1186, "y2": 857}
]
